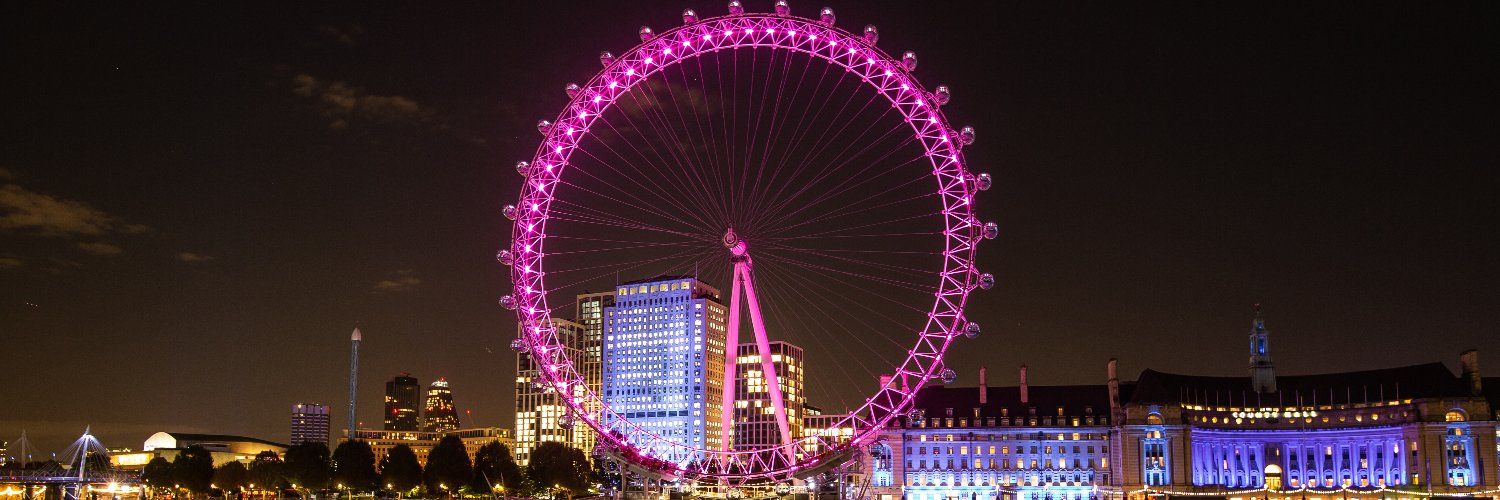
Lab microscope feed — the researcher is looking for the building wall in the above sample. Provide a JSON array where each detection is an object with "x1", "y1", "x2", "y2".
[
  {"x1": 291, "y1": 403, "x2": 330, "y2": 446},
  {"x1": 733, "y1": 341, "x2": 804, "y2": 450},
  {"x1": 515, "y1": 318, "x2": 591, "y2": 465},
  {"x1": 344, "y1": 428, "x2": 513, "y2": 469},
  {"x1": 602, "y1": 277, "x2": 726, "y2": 462},
  {"x1": 893, "y1": 413, "x2": 1115, "y2": 500},
  {"x1": 384, "y1": 375, "x2": 422, "y2": 431},
  {"x1": 422, "y1": 379, "x2": 460, "y2": 433},
  {"x1": 1117, "y1": 397, "x2": 1500, "y2": 497}
]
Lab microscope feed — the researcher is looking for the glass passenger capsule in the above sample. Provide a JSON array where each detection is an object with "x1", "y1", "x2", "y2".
[
  {"x1": 975, "y1": 172, "x2": 993, "y2": 191},
  {"x1": 933, "y1": 85, "x2": 951, "y2": 106}
]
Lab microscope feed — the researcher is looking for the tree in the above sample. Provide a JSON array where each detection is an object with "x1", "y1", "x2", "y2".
[
  {"x1": 173, "y1": 446, "x2": 216, "y2": 494},
  {"x1": 379, "y1": 444, "x2": 423, "y2": 493},
  {"x1": 213, "y1": 462, "x2": 249, "y2": 492},
  {"x1": 282, "y1": 442, "x2": 331, "y2": 490},
  {"x1": 331, "y1": 440, "x2": 379, "y2": 492},
  {"x1": 468, "y1": 442, "x2": 522, "y2": 494},
  {"x1": 524, "y1": 442, "x2": 592, "y2": 498},
  {"x1": 142, "y1": 457, "x2": 175, "y2": 491},
  {"x1": 246, "y1": 452, "x2": 285, "y2": 491},
  {"x1": 422, "y1": 436, "x2": 472, "y2": 495}
]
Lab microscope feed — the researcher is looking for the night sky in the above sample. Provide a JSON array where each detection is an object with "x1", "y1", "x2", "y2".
[{"x1": 2, "y1": 1, "x2": 1496, "y2": 454}]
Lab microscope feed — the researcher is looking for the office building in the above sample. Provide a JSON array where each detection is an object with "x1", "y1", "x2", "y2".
[
  {"x1": 423, "y1": 378, "x2": 461, "y2": 433},
  {"x1": 516, "y1": 318, "x2": 587, "y2": 465},
  {"x1": 291, "y1": 403, "x2": 330, "y2": 446},
  {"x1": 573, "y1": 291, "x2": 612, "y2": 454},
  {"x1": 602, "y1": 276, "x2": 728, "y2": 462},
  {"x1": 733, "y1": 340, "x2": 805, "y2": 450},
  {"x1": 385, "y1": 373, "x2": 422, "y2": 431},
  {"x1": 513, "y1": 292, "x2": 612, "y2": 465}
]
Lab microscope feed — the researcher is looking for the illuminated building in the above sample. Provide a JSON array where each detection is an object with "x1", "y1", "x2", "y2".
[
  {"x1": 513, "y1": 292, "x2": 612, "y2": 465},
  {"x1": 422, "y1": 378, "x2": 461, "y2": 433},
  {"x1": 111, "y1": 432, "x2": 288, "y2": 469},
  {"x1": 572, "y1": 292, "x2": 612, "y2": 454},
  {"x1": 734, "y1": 340, "x2": 804, "y2": 450},
  {"x1": 1118, "y1": 313, "x2": 1500, "y2": 499},
  {"x1": 291, "y1": 403, "x2": 330, "y2": 446},
  {"x1": 602, "y1": 276, "x2": 728, "y2": 462},
  {"x1": 874, "y1": 309, "x2": 1500, "y2": 500},
  {"x1": 872, "y1": 365, "x2": 1117, "y2": 500},
  {"x1": 341, "y1": 427, "x2": 513, "y2": 469},
  {"x1": 516, "y1": 318, "x2": 587, "y2": 465},
  {"x1": 802, "y1": 405, "x2": 854, "y2": 455},
  {"x1": 384, "y1": 373, "x2": 422, "y2": 431}
]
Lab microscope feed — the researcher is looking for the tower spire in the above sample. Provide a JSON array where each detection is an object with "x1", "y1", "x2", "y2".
[
  {"x1": 1248, "y1": 304, "x2": 1276, "y2": 393},
  {"x1": 347, "y1": 327, "x2": 362, "y2": 439}
]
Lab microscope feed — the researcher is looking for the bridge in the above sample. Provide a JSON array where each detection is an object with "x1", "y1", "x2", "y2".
[{"x1": 1, "y1": 429, "x2": 142, "y2": 500}]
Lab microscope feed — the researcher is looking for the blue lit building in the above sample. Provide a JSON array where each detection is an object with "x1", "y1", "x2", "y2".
[
  {"x1": 602, "y1": 276, "x2": 728, "y2": 462},
  {"x1": 868, "y1": 365, "x2": 1119, "y2": 500},
  {"x1": 868, "y1": 309, "x2": 1500, "y2": 500}
]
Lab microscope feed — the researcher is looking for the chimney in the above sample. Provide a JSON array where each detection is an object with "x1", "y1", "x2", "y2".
[
  {"x1": 979, "y1": 366, "x2": 989, "y2": 405},
  {"x1": 1460, "y1": 350, "x2": 1482, "y2": 395},
  {"x1": 1019, "y1": 364, "x2": 1029, "y2": 404}
]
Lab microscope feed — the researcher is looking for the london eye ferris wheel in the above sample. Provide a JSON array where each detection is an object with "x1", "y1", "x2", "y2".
[{"x1": 500, "y1": 1, "x2": 996, "y2": 486}]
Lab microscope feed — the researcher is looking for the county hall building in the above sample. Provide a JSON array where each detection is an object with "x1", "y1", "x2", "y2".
[{"x1": 866, "y1": 312, "x2": 1500, "y2": 500}]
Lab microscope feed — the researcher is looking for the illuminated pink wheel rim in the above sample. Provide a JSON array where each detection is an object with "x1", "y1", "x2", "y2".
[{"x1": 507, "y1": 11, "x2": 986, "y2": 485}]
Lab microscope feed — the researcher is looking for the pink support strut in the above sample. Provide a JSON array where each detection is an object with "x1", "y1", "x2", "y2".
[
  {"x1": 720, "y1": 257, "x2": 743, "y2": 451},
  {"x1": 719, "y1": 229, "x2": 794, "y2": 454}
]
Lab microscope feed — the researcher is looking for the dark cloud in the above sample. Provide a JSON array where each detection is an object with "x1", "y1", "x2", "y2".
[
  {"x1": 291, "y1": 74, "x2": 432, "y2": 129},
  {"x1": 373, "y1": 269, "x2": 421, "y2": 293},
  {"x1": 76, "y1": 242, "x2": 124, "y2": 256},
  {"x1": 317, "y1": 24, "x2": 364, "y2": 46},
  {"x1": 0, "y1": 183, "x2": 147, "y2": 236},
  {"x1": 175, "y1": 252, "x2": 214, "y2": 263}
]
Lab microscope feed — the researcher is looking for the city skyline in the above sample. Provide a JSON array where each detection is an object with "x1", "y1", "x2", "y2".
[{"x1": 3, "y1": 0, "x2": 1497, "y2": 456}]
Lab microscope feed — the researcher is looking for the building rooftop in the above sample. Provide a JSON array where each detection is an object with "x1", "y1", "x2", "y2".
[
  {"x1": 147, "y1": 432, "x2": 289, "y2": 450},
  {"x1": 909, "y1": 384, "x2": 1114, "y2": 420},
  {"x1": 1129, "y1": 362, "x2": 1468, "y2": 407}
]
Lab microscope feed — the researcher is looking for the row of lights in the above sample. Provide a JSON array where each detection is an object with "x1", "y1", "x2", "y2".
[{"x1": 1230, "y1": 410, "x2": 1321, "y2": 419}]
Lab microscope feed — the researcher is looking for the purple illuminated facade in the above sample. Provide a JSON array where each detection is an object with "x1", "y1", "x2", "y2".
[{"x1": 867, "y1": 312, "x2": 1500, "y2": 500}]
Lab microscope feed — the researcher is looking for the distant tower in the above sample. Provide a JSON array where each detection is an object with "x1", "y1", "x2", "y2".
[
  {"x1": 347, "y1": 328, "x2": 362, "y2": 438},
  {"x1": 422, "y1": 378, "x2": 461, "y2": 433},
  {"x1": 1248, "y1": 304, "x2": 1277, "y2": 393},
  {"x1": 384, "y1": 373, "x2": 423, "y2": 431}
]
